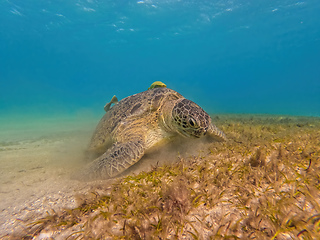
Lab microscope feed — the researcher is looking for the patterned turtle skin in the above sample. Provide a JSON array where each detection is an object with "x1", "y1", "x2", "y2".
[{"x1": 77, "y1": 87, "x2": 226, "y2": 180}]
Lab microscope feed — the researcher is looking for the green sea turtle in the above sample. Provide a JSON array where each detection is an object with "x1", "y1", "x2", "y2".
[
  {"x1": 103, "y1": 81, "x2": 166, "y2": 112},
  {"x1": 77, "y1": 87, "x2": 226, "y2": 180}
]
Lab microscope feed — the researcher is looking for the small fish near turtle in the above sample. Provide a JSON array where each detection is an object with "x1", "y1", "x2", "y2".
[
  {"x1": 148, "y1": 81, "x2": 167, "y2": 90},
  {"x1": 104, "y1": 95, "x2": 118, "y2": 112},
  {"x1": 75, "y1": 83, "x2": 226, "y2": 181},
  {"x1": 103, "y1": 81, "x2": 167, "y2": 112}
]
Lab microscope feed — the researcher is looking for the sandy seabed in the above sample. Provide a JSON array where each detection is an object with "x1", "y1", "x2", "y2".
[
  {"x1": 0, "y1": 114, "x2": 209, "y2": 237},
  {"x1": 0, "y1": 116, "x2": 101, "y2": 235},
  {"x1": 0, "y1": 114, "x2": 319, "y2": 239}
]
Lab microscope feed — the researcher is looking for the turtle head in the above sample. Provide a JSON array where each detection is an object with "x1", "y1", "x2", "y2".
[
  {"x1": 170, "y1": 99, "x2": 211, "y2": 138},
  {"x1": 160, "y1": 98, "x2": 226, "y2": 140}
]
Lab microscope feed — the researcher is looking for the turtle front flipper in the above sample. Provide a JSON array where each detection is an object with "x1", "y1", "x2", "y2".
[
  {"x1": 75, "y1": 140, "x2": 145, "y2": 181},
  {"x1": 207, "y1": 123, "x2": 226, "y2": 141}
]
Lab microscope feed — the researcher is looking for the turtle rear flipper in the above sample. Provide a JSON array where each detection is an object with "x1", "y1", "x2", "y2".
[{"x1": 74, "y1": 140, "x2": 145, "y2": 181}]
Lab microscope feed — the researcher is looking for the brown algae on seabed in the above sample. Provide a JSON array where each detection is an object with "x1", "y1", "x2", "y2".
[{"x1": 3, "y1": 115, "x2": 320, "y2": 239}]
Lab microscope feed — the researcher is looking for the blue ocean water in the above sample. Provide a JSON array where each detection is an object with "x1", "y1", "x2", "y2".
[{"x1": 0, "y1": 0, "x2": 319, "y2": 117}]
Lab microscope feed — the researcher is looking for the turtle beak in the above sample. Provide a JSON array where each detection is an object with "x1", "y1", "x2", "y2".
[{"x1": 179, "y1": 130, "x2": 191, "y2": 138}]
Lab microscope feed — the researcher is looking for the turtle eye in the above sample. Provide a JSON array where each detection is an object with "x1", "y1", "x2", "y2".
[{"x1": 189, "y1": 118, "x2": 196, "y2": 127}]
